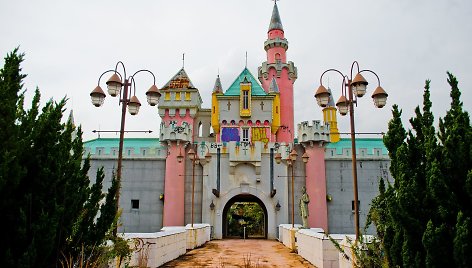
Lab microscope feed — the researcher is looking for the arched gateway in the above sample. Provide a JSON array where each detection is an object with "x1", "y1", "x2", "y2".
[{"x1": 222, "y1": 194, "x2": 268, "y2": 239}]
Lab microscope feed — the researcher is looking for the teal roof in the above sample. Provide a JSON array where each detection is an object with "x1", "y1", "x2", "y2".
[
  {"x1": 224, "y1": 68, "x2": 267, "y2": 96},
  {"x1": 326, "y1": 138, "x2": 388, "y2": 155},
  {"x1": 84, "y1": 138, "x2": 162, "y2": 155}
]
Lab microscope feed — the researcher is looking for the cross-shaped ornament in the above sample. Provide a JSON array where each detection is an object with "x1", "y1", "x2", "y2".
[
  {"x1": 260, "y1": 101, "x2": 264, "y2": 111},
  {"x1": 242, "y1": 145, "x2": 249, "y2": 155},
  {"x1": 227, "y1": 101, "x2": 231, "y2": 110}
]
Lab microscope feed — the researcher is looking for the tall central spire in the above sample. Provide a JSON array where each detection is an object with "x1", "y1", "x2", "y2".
[
  {"x1": 259, "y1": 2, "x2": 297, "y2": 143},
  {"x1": 268, "y1": 2, "x2": 283, "y2": 32}
]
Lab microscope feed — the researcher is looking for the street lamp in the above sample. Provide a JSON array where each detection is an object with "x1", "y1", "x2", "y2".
[
  {"x1": 314, "y1": 61, "x2": 388, "y2": 240},
  {"x1": 90, "y1": 61, "x2": 161, "y2": 235},
  {"x1": 275, "y1": 147, "x2": 309, "y2": 228},
  {"x1": 187, "y1": 145, "x2": 203, "y2": 228}
]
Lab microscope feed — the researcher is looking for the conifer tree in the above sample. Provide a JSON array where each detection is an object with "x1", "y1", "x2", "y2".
[
  {"x1": 0, "y1": 49, "x2": 118, "y2": 267},
  {"x1": 369, "y1": 73, "x2": 472, "y2": 267}
]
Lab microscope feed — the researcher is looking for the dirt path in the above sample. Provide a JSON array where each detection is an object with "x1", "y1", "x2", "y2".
[{"x1": 160, "y1": 239, "x2": 316, "y2": 268}]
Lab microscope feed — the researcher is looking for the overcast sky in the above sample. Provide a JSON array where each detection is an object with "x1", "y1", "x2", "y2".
[{"x1": 1, "y1": 0, "x2": 471, "y2": 141}]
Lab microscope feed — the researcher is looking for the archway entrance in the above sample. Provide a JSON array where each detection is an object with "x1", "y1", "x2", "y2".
[{"x1": 222, "y1": 194, "x2": 268, "y2": 239}]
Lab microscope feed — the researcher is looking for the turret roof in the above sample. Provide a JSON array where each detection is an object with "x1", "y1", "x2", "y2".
[
  {"x1": 327, "y1": 87, "x2": 335, "y2": 107},
  {"x1": 162, "y1": 68, "x2": 195, "y2": 90},
  {"x1": 213, "y1": 75, "x2": 223, "y2": 93},
  {"x1": 224, "y1": 68, "x2": 267, "y2": 96},
  {"x1": 268, "y1": 3, "x2": 283, "y2": 31},
  {"x1": 268, "y1": 77, "x2": 280, "y2": 93}
]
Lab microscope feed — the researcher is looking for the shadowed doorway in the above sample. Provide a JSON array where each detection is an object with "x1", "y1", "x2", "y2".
[{"x1": 222, "y1": 194, "x2": 267, "y2": 239}]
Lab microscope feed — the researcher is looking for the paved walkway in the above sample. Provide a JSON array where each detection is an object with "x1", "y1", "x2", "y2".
[{"x1": 161, "y1": 239, "x2": 316, "y2": 268}]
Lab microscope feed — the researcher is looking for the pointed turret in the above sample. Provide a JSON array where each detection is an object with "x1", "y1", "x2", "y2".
[
  {"x1": 213, "y1": 75, "x2": 223, "y2": 93},
  {"x1": 327, "y1": 87, "x2": 335, "y2": 107},
  {"x1": 268, "y1": 77, "x2": 280, "y2": 93},
  {"x1": 268, "y1": 2, "x2": 283, "y2": 32},
  {"x1": 258, "y1": 2, "x2": 297, "y2": 143},
  {"x1": 211, "y1": 75, "x2": 223, "y2": 134},
  {"x1": 162, "y1": 68, "x2": 195, "y2": 90},
  {"x1": 323, "y1": 87, "x2": 340, "y2": 142}
]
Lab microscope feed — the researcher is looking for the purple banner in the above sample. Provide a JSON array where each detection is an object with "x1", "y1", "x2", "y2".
[{"x1": 221, "y1": 127, "x2": 240, "y2": 142}]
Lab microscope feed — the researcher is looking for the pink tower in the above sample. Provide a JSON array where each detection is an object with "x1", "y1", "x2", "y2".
[
  {"x1": 258, "y1": 2, "x2": 298, "y2": 143},
  {"x1": 158, "y1": 68, "x2": 200, "y2": 226}
]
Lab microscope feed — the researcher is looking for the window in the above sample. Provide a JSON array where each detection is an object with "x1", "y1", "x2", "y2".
[
  {"x1": 351, "y1": 200, "x2": 360, "y2": 213},
  {"x1": 242, "y1": 128, "x2": 249, "y2": 142},
  {"x1": 243, "y1": 90, "x2": 249, "y2": 109},
  {"x1": 131, "y1": 199, "x2": 140, "y2": 209},
  {"x1": 175, "y1": 92, "x2": 181, "y2": 100},
  {"x1": 275, "y1": 53, "x2": 281, "y2": 64},
  {"x1": 198, "y1": 122, "x2": 203, "y2": 137},
  {"x1": 185, "y1": 92, "x2": 191, "y2": 100},
  {"x1": 164, "y1": 92, "x2": 171, "y2": 100}
]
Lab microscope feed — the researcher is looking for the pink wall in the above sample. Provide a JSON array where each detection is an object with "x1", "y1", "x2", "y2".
[
  {"x1": 163, "y1": 143, "x2": 186, "y2": 226},
  {"x1": 261, "y1": 69, "x2": 294, "y2": 143},
  {"x1": 267, "y1": 47, "x2": 287, "y2": 63},
  {"x1": 162, "y1": 109, "x2": 194, "y2": 126},
  {"x1": 268, "y1": 29, "x2": 284, "y2": 39},
  {"x1": 305, "y1": 145, "x2": 328, "y2": 231}
]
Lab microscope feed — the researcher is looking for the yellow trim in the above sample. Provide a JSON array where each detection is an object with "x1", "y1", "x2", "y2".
[
  {"x1": 185, "y1": 92, "x2": 191, "y2": 100},
  {"x1": 164, "y1": 92, "x2": 170, "y2": 101},
  {"x1": 240, "y1": 83, "x2": 251, "y2": 117},
  {"x1": 323, "y1": 106, "x2": 340, "y2": 143},
  {"x1": 271, "y1": 93, "x2": 280, "y2": 133},
  {"x1": 175, "y1": 92, "x2": 181, "y2": 101},
  {"x1": 211, "y1": 92, "x2": 220, "y2": 133}
]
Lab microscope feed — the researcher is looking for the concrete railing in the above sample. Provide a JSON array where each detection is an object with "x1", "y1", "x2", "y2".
[
  {"x1": 338, "y1": 235, "x2": 375, "y2": 268},
  {"x1": 296, "y1": 229, "x2": 343, "y2": 268},
  {"x1": 278, "y1": 224, "x2": 302, "y2": 250},
  {"x1": 185, "y1": 224, "x2": 211, "y2": 250},
  {"x1": 122, "y1": 224, "x2": 211, "y2": 267},
  {"x1": 123, "y1": 228, "x2": 187, "y2": 268}
]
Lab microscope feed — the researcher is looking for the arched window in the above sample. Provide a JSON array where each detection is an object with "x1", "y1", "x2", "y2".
[
  {"x1": 198, "y1": 122, "x2": 203, "y2": 137},
  {"x1": 275, "y1": 53, "x2": 281, "y2": 64}
]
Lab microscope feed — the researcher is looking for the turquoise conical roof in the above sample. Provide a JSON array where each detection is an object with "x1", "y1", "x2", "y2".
[{"x1": 224, "y1": 68, "x2": 267, "y2": 96}]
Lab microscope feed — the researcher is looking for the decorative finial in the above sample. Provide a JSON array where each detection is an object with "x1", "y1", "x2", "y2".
[
  {"x1": 182, "y1": 53, "x2": 185, "y2": 68},
  {"x1": 272, "y1": 0, "x2": 279, "y2": 4},
  {"x1": 245, "y1": 51, "x2": 248, "y2": 68}
]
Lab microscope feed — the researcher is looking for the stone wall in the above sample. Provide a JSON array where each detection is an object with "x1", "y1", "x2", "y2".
[
  {"x1": 123, "y1": 225, "x2": 212, "y2": 267},
  {"x1": 124, "y1": 229, "x2": 186, "y2": 268},
  {"x1": 87, "y1": 158, "x2": 166, "y2": 233},
  {"x1": 296, "y1": 229, "x2": 343, "y2": 268}
]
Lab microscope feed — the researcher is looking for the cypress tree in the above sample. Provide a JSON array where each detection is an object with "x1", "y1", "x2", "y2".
[
  {"x1": 370, "y1": 73, "x2": 472, "y2": 267},
  {"x1": 0, "y1": 49, "x2": 118, "y2": 267}
]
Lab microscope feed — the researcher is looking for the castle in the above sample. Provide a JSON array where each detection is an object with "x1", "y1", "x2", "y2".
[{"x1": 84, "y1": 3, "x2": 390, "y2": 239}]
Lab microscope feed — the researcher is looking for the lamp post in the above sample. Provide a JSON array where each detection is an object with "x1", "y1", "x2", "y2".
[
  {"x1": 314, "y1": 61, "x2": 388, "y2": 240},
  {"x1": 275, "y1": 148, "x2": 309, "y2": 228},
  {"x1": 89, "y1": 61, "x2": 161, "y2": 235},
  {"x1": 187, "y1": 144, "x2": 207, "y2": 228}
]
